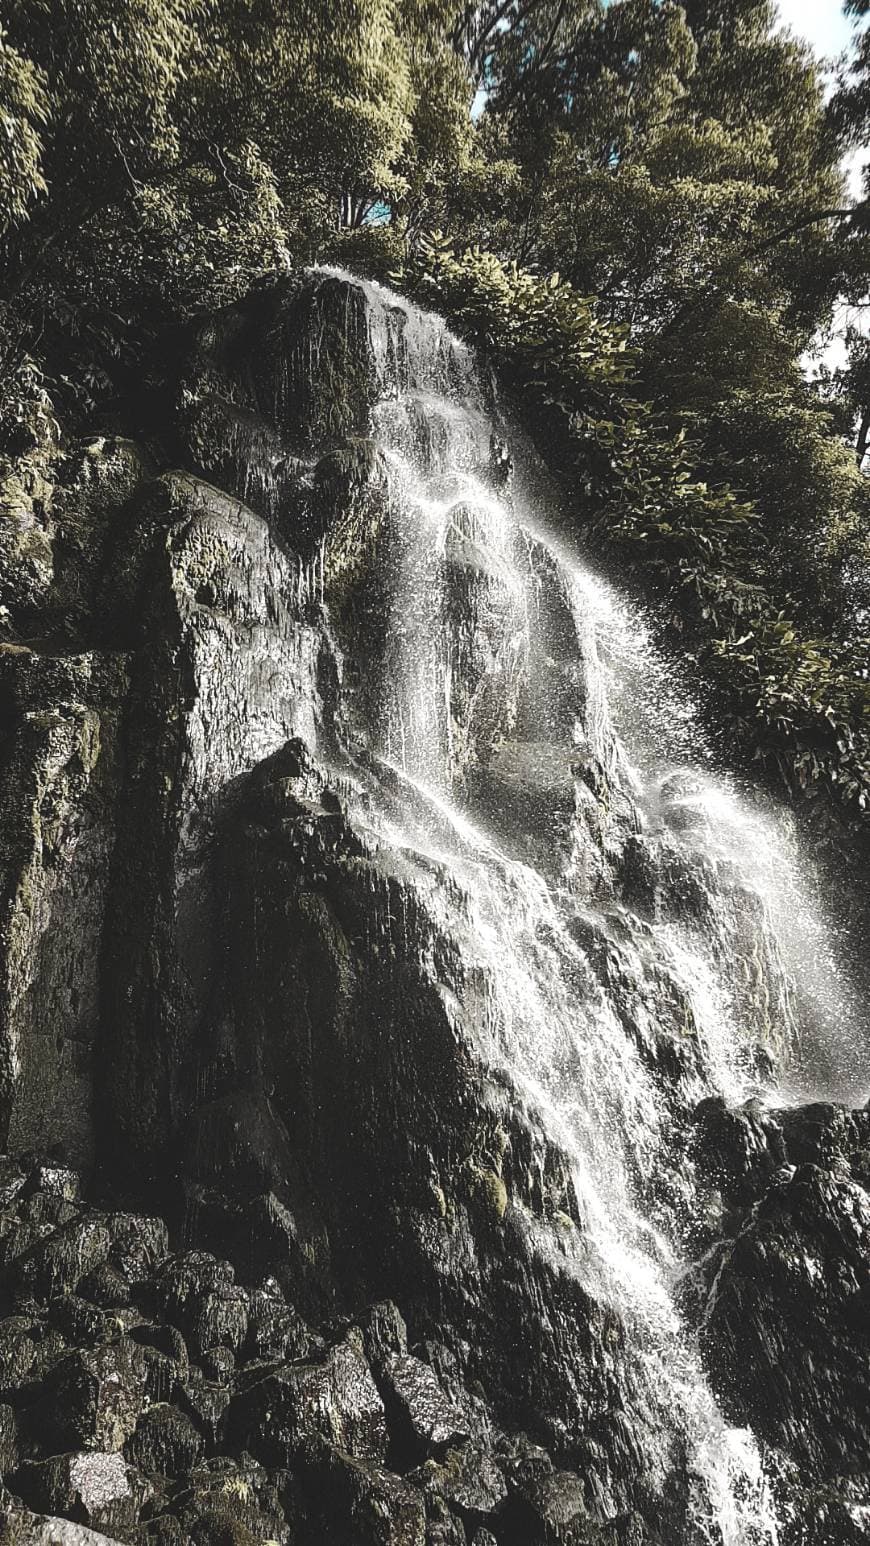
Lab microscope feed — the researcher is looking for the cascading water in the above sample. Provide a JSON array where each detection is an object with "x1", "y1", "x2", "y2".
[{"x1": 296, "y1": 269, "x2": 865, "y2": 1542}]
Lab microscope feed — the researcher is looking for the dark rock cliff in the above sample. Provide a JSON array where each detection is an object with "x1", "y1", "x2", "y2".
[{"x1": 0, "y1": 270, "x2": 866, "y2": 1546}]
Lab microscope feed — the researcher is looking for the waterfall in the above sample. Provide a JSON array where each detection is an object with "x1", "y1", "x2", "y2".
[{"x1": 297, "y1": 269, "x2": 865, "y2": 1543}]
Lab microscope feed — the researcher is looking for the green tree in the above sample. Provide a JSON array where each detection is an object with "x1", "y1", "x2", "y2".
[{"x1": 0, "y1": 0, "x2": 473, "y2": 387}]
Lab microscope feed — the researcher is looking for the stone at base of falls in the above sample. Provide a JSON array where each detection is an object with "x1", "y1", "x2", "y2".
[
  {"x1": 227, "y1": 1330, "x2": 389, "y2": 1465},
  {"x1": 690, "y1": 1096, "x2": 870, "y2": 1506},
  {"x1": 0, "y1": 1153, "x2": 682, "y2": 1546},
  {"x1": 12, "y1": 1454, "x2": 154, "y2": 1539},
  {"x1": 0, "y1": 1505, "x2": 126, "y2": 1546},
  {"x1": 380, "y1": 1353, "x2": 470, "y2": 1461}
]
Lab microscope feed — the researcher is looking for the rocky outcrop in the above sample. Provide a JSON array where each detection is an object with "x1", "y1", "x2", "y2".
[
  {"x1": 685, "y1": 1097, "x2": 870, "y2": 1542},
  {"x1": 0, "y1": 268, "x2": 866, "y2": 1543},
  {"x1": 0, "y1": 1151, "x2": 659, "y2": 1546}
]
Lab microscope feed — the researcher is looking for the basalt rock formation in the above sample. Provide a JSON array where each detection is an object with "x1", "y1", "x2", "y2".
[{"x1": 0, "y1": 269, "x2": 867, "y2": 1546}]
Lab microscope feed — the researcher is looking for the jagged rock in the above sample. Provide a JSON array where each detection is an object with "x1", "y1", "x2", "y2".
[
  {"x1": 360, "y1": 1301, "x2": 408, "y2": 1373},
  {"x1": 504, "y1": 1467, "x2": 594, "y2": 1545},
  {"x1": 243, "y1": 1285, "x2": 312, "y2": 1363},
  {"x1": 228, "y1": 1329, "x2": 387, "y2": 1466},
  {"x1": 199, "y1": 1345, "x2": 234, "y2": 1383},
  {"x1": 170, "y1": 1458, "x2": 294, "y2": 1546},
  {"x1": 0, "y1": 1162, "x2": 28, "y2": 1212},
  {"x1": 128, "y1": 1324, "x2": 186, "y2": 1364},
  {"x1": 13, "y1": 1324, "x2": 69, "y2": 1391},
  {"x1": 124, "y1": 1404, "x2": 204, "y2": 1478},
  {"x1": 136, "y1": 1351, "x2": 177, "y2": 1408},
  {"x1": 0, "y1": 1318, "x2": 38, "y2": 1394},
  {"x1": 413, "y1": 1445, "x2": 507, "y2": 1520},
  {"x1": 155, "y1": 1255, "x2": 247, "y2": 1359},
  {"x1": 691, "y1": 1096, "x2": 783, "y2": 1212},
  {"x1": 423, "y1": 1493, "x2": 467, "y2": 1546},
  {"x1": 382, "y1": 1354, "x2": 469, "y2": 1461},
  {"x1": 104, "y1": 1217, "x2": 169, "y2": 1290},
  {"x1": 178, "y1": 1375, "x2": 231, "y2": 1448},
  {"x1": 30, "y1": 1340, "x2": 147, "y2": 1454},
  {"x1": 702, "y1": 1160, "x2": 870, "y2": 1478},
  {"x1": 23, "y1": 1168, "x2": 81, "y2": 1204},
  {"x1": 48, "y1": 1298, "x2": 130, "y2": 1351},
  {"x1": 0, "y1": 1403, "x2": 20, "y2": 1472},
  {"x1": 301, "y1": 1441, "x2": 426, "y2": 1546},
  {"x1": 76, "y1": 1268, "x2": 131, "y2": 1313},
  {"x1": 132, "y1": 1516, "x2": 185, "y2": 1546},
  {"x1": 15, "y1": 1194, "x2": 80, "y2": 1234},
  {"x1": 778, "y1": 1103, "x2": 870, "y2": 1179},
  {"x1": 0, "y1": 1503, "x2": 128, "y2": 1545},
  {"x1": 9, "y1": 1217, "x2": 111, "y2": 1303},
  {"x1": 12, "y1": 1452, "x2": 154, "y2": 1540},
  {"x1": 128, "y1": 1326, "x2": 188, "y2": 1406}
]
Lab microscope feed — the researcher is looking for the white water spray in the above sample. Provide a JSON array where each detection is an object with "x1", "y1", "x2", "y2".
[{"x1": 306, "y1": 269, "x2": 865, "y2": 1543}]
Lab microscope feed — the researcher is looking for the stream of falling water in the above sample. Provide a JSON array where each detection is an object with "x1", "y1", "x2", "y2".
[{"x1": 311, "y1": 268, "x2": 866, "y2": 1543}]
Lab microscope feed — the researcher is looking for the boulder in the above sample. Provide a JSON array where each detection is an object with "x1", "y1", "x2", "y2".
[
  {"x1": 48, "y1": 1298, "x2": 128, "y2": 1351},
  {"x1": 12, "y1": 1452, "x2": 154, "y2": 1540},
  {"x1": 124, "y1": 1404, "x2": 204, "y2": 1478},
  {"x1": 23, "y1": 1167, "x2": 81, "y2": 1204},
  {"x1": 243, "y1": 1285, "x2": 312, "y2": 1363},
  {"x1": 413, "y1": 1445, "x2": 507, "y2": 1521},
  {"x1": 9, "y1": 1218, "x2": 111, "y2": 1303},
  {"x1": 382, "y1": 1354, "x2": 469, "y2": 1461},
  {"x1": 301, "y1": 1441, "x2": 426, "y2": 1546},
  {"x1": 0, "y1": 1504, "x2": 128, "y2": 1546},
  {"x1": 171, "y1": 1458, "x2": 294, "y2": 1546},
  {"x1": 156, "y1": 1255, "x2": 247, "y2": 1359},
  {"x1": 30, "y1": 1340, "x2": 147, "y2": 1454},
  {"x1": 128, "y1": 1326, "x2": 188, "y2": 1407},
  {"x1": 228, "y1": 1329, "x2": 387, "y2": 1466},
  {"x1": 0, "y1": 1318, "x2": 38, "y2": 1394},
  {"x1": 423, "y1": 1494, "x2": 467, "y2": 1546},
  {"x1": 77, "y1": 1267, "x2": 132, "y2": 1312},
  {"x1": 0, "y1": 1162, "x2": 28, "y2": 1212},
  {"x1": 178, "y1": 1376, "x2": 231, "y2": 1448},
  {"x1": 200, "y1": 1346, "x2": 234, "y2": 1385},
  {"x1": 504, "y1": 1468, "x2": 595, "y2": 1545},
  {"x1": 104, "y1": 1216, "x2": 169, "y2": 1290}
]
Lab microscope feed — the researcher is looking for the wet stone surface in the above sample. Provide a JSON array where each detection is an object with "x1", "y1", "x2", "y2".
[{"x1": 0, "y1": 269, "x2": 867, "y2": 1546}]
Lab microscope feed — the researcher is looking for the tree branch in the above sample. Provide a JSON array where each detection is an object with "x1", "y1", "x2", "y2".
[
  {"x1": 746, "y1": 206, "x2": 859, "y2": 257},
  {"x1": 652, "y1": 204, "x2": 866, "y2": 349}
]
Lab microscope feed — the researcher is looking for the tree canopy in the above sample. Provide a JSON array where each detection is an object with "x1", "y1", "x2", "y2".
[{"x1": 0, "y1": 0, "x2": 868, "y2": 817}]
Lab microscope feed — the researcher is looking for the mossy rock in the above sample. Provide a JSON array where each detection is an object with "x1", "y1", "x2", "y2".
[{"x1": 467, "y1": 1165, "x2": 508, "y2": 1222}]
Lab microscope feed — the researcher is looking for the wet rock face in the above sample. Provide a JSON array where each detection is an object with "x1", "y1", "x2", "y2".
[
  {"x1": 0, "y1": 648, "x2": 129, "y2": 1169},
  {"x1": 696, "y1": 1105, "x2": 870, "y2": 1487},
  {"x1": 0, "y1": 266, "x2": 867, "y2": 1546}
]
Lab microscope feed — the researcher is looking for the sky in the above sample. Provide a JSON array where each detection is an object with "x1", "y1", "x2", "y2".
[
  {"x1": 776, "y1": 0, "x2": 856, "y2": 60},
  {"x1": 775, "y1": 2, "x2": 867, "y2": 372}
]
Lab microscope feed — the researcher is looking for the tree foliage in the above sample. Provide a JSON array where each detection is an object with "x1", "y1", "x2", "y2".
[
  {"x1": 0, "y1": 0, "x2": 867, "y2": 817},
  {"x1": 0, "y1": 0, "x2": 472, "y2": 377}
]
